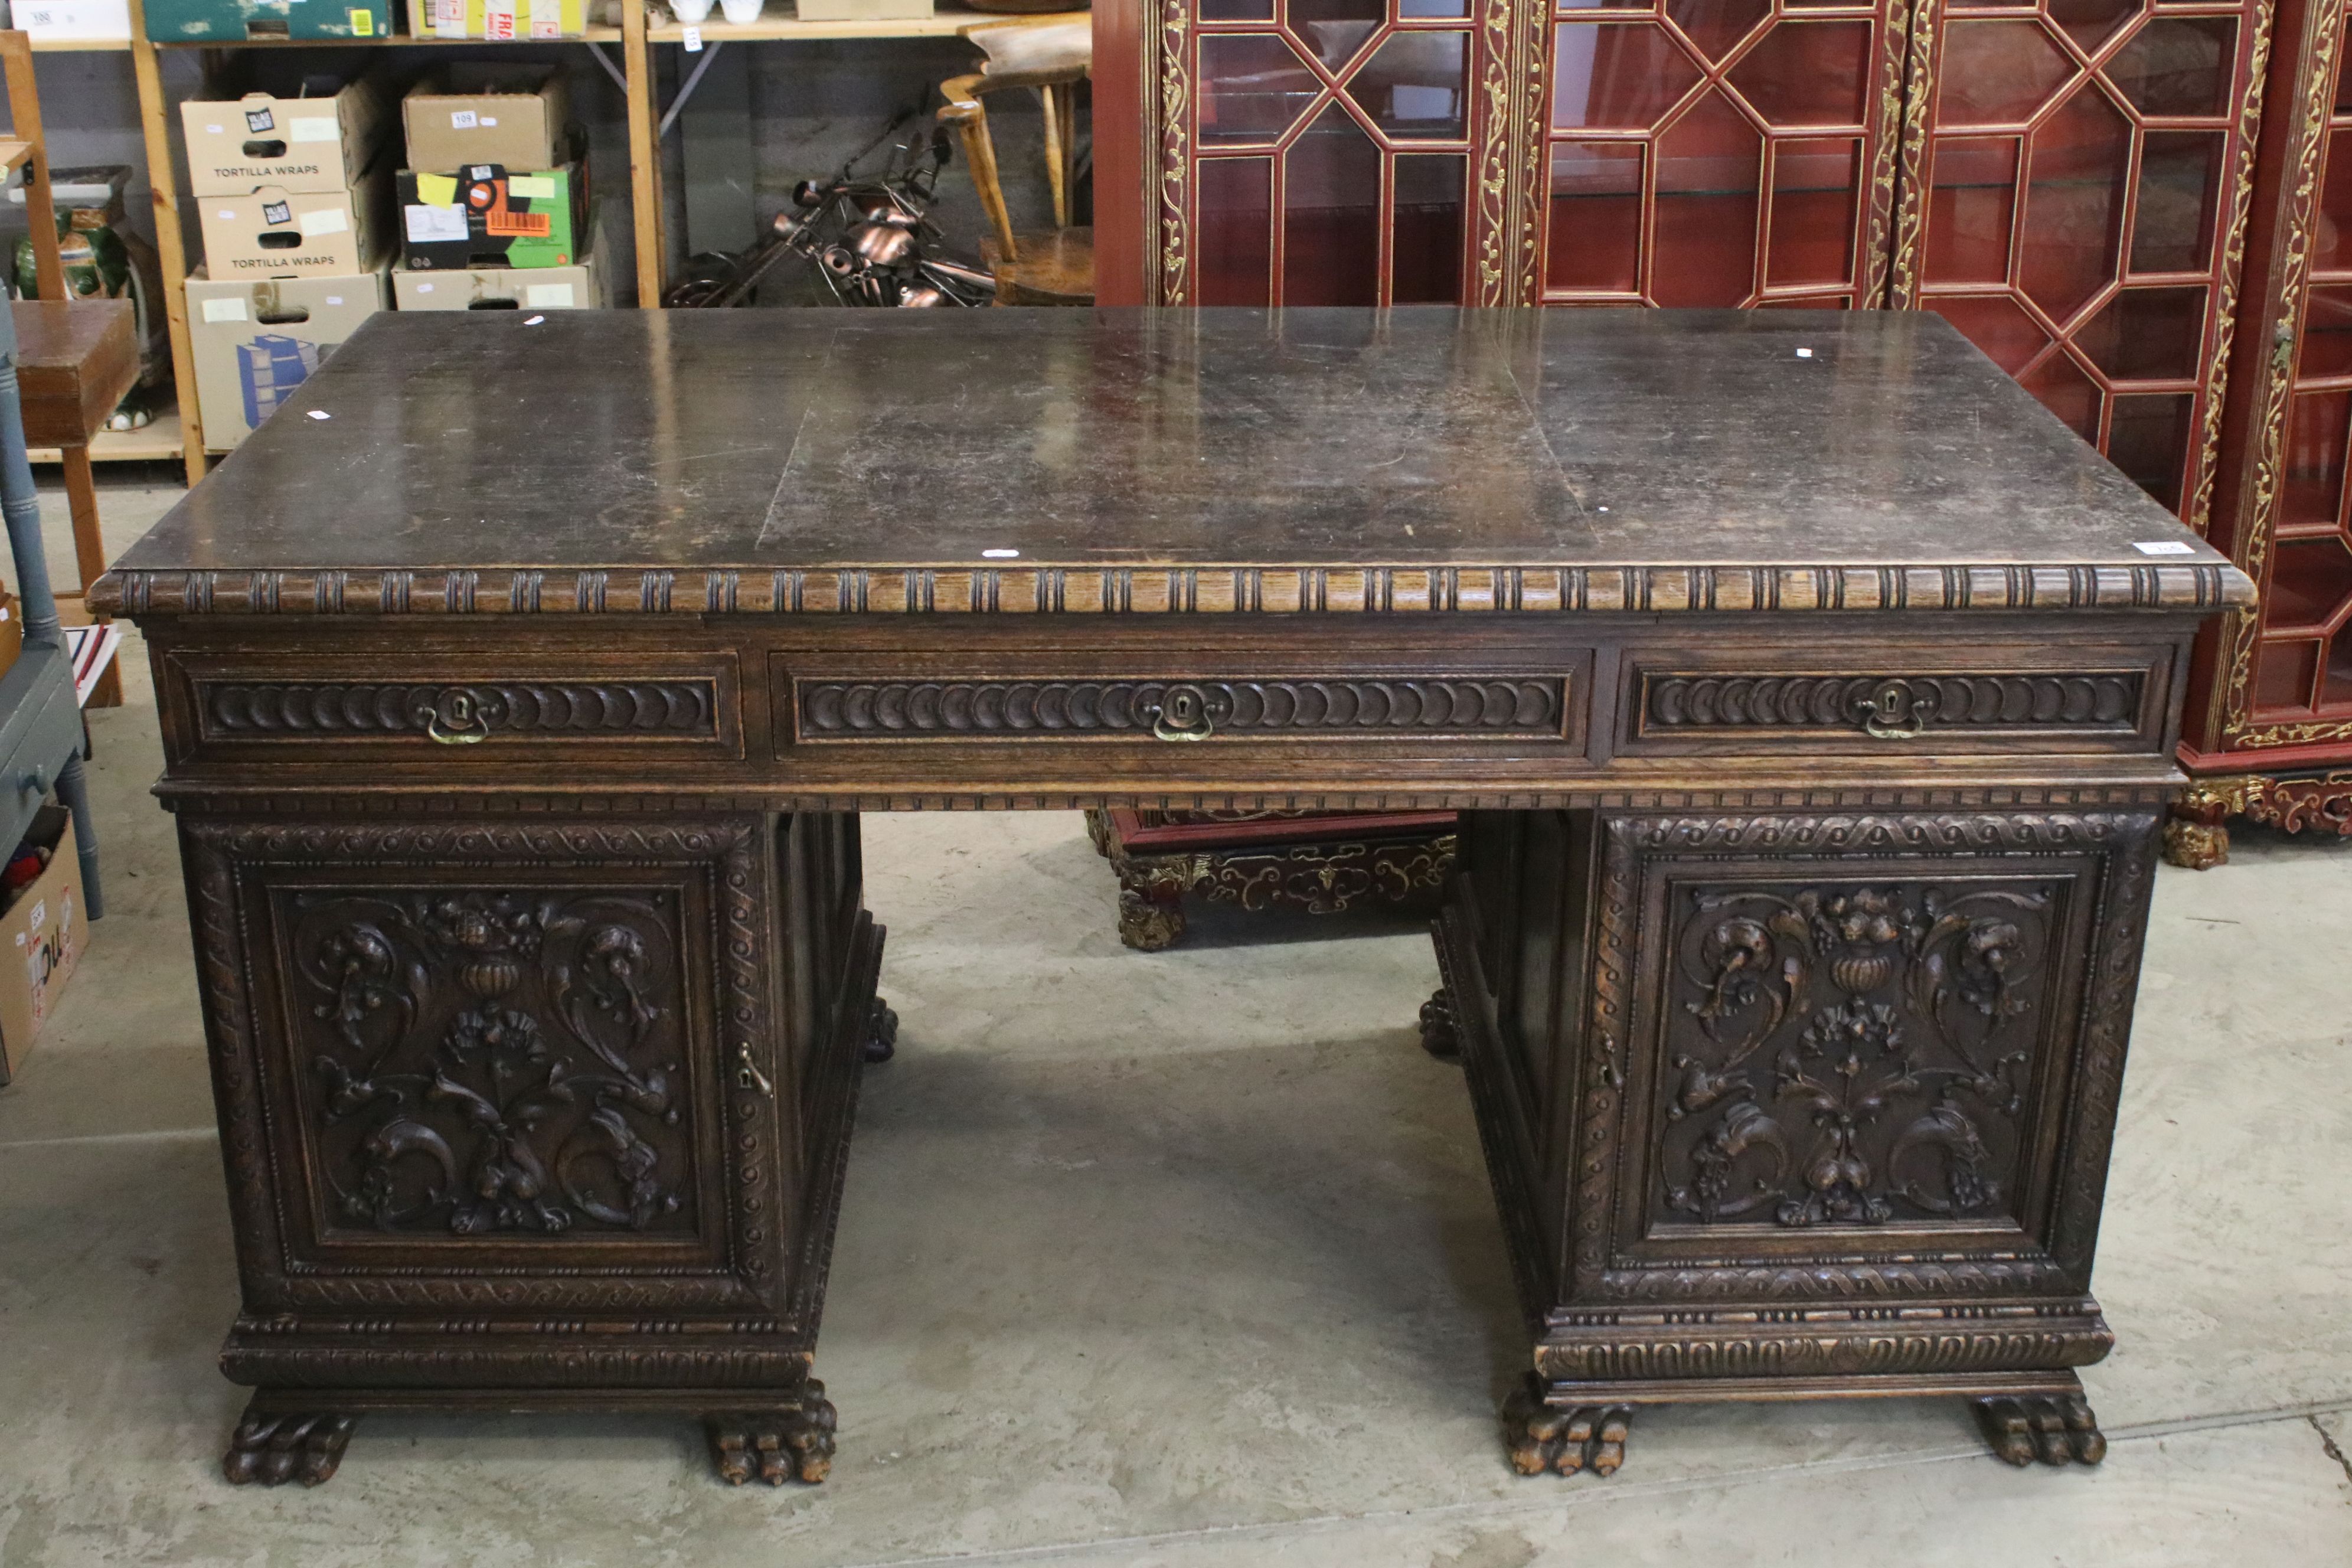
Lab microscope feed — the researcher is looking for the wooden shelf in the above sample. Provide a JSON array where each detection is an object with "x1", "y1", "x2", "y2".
[
  {"x1": 25, "y1": 37, "x2": 133, "y2": 51},
  {"x1": 0, "y1": 138, "x2": 27, "y2": 172},
  {"x1": 28, "y1": 406, "x2": 185, "y2": 466},
  {"x1": 647, "y1": 5, "x2": 1007, "y2": 42},
  {"x1": 148, "y1": 27, "x2": 626, "y2": 45},
  {"x1": 649, "y1": 5, "x2": 1086, "y2": 43}
]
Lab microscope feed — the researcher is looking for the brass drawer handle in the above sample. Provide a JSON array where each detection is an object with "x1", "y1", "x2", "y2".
[
  {"x1": 1148, "y1": 684, "x2": 1217, "y2": 743},
  {"x1": 735, "y1": 1043, "x2": 773, "y2": 1097},
  {"x1": 1858, "y1": 680, "x2": 1929, "y2": 741},
  {"x1": 419, "y1": 689, "x2": 492, "y2": 746}
]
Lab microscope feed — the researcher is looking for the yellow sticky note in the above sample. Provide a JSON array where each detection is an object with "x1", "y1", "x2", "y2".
[
  {"x1": 507, "y1": 175, "x2": 556, "y2": 200},
  {"x1": 416, "y1": 173, "x2": 458, "y2": 207},
  {"x1": 350, "y1": 7, "x2": 374, "y2": 34}
]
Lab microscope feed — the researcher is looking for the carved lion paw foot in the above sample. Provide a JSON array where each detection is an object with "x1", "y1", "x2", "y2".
[
  {"x1": 1501, "y1": 1376, "x2": 1630, "y2": 1476},
  {"x1": 221, "y1": 1407, "x2": 358, "y2": 1486},
  {"x1": 708, "y1": 1384, "x2": 838, "y2": 1485},
  {"x1": 1419, "y1": 986, "x2": 1461, "y2": 1061},
  {"x1": 1975, "y1": 1393, "x2": 2106, "y2": 1467},
  {"x1": 864, "y1": 998, "x2": 900, "y2": 1063}
]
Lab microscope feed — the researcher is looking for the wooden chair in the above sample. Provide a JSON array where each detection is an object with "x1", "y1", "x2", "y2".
[
  {"x1": 937, "y1": 14, "x2": 1093, "y2": 306},
  {"x1": 2, "y1": 31, "x2": 135, "y2": 708}
]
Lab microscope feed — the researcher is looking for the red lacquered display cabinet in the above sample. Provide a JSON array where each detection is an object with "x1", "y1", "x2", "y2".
[{"x1": 2174, "y1": 0, "x2": 2352, "y2": 861}]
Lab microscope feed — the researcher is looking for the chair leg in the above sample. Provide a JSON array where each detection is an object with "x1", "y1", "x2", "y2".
[
  {"x1": 1040, "y1": 86, "x2": 1068, "y2": 231},
  {"x1": 60, "y1": 443, "x2": 120, "y2": 708},
  {"x1": 952, "y1": 115, "x2": 1019, "y2": 266},
  {"x1": 1051, "y1": 82, "x2": 1080, "y2": 227}
]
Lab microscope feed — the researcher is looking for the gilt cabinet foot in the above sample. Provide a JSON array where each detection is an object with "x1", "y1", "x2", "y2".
[{"x1": 1439, "y1": 802, "x2": 2161, "y2": 1463}]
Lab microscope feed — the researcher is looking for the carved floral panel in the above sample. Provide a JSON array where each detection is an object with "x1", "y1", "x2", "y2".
[
  {"x1": 1651, "y1": 876, "x2": 2057, "y2": 1230},
  {"x1": 280, "y1": 886, "x2": 703, "y2": 1240}
]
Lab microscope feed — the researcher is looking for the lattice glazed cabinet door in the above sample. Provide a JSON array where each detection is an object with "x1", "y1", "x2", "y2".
[
  {"x1": 2193, "y1": 0, "x2": 2352, "y2": 749},
  {"x1": 1533, "y1": 0, "x2": 1910, "y2": 308},
  {"x1": 1894, "y1": 0, "x2": 2271, "y2": 526},
  {"x1": 1152, "y1": 0, "x2": 1514, "y2": 303}
]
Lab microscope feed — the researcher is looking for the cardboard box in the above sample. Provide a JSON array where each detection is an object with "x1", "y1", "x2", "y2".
[
  {"x1": 181, "y1": 73, "x2": 388, "y2": 195},
  {"x1": 14, "y1": 0, "x2": 132, "y2": 43},
  {"x1": 142, "y1": 0, "x2": 389, "y2": 41},
  {"x1": 795, "y1": 0, "x2": 931, "y2": 20},
  {"x1": 397, "y1": 164, "x2": 583, "y2": 270},
  {"x1": 198, "y1": 162, "x2": 388, "y2": 277},
  {"x1": 407, "y1": 0, "x2": 587, "y2": 38},
  {"x1": 0, "y1": 586, "x2": 21, "y2": 688},
  {"x1": 187, "y1": 267, "x2": 387, "y2": 449},
  {"x1": 0, "y1": 807, "x2": 86, "y2": 1084},
  {"x1": 402, "y1": 66, "x2": 570, "y2": 174},
  {"x1": 392, "y1": 199, "x2": 610, "y2": 308}
]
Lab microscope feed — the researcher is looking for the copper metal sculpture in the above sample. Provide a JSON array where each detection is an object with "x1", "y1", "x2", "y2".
[{"x1": 665, "y1": 120, "x2": 992, "y2": 309}]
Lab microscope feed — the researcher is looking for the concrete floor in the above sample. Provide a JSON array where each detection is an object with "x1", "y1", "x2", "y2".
[{"x1": 1, "y1": 480, "x2": 2348, "y2": 1565}]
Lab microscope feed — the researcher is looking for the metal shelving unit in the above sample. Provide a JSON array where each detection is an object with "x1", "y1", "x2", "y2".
[{"x1": 23, "y1": 0, "x2": 1007, "y2": 483}]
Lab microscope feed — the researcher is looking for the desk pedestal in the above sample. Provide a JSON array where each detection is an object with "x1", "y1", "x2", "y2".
[
  {"x1": 178, "y1": 808, "x2": 886, "y2": 1487},
  {"x1": 1430, "y1": 803, "x2": 2161, "y2": 1473}
]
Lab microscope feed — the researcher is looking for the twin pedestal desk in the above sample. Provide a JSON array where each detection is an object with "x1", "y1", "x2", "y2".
[{"x1": 92, "y1": 308, "x2": 2253, "y2": 1489}]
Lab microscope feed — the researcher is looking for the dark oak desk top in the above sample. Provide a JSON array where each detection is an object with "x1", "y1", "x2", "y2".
[{"x1": 97, "y1": 309, "x2": 2252, "y2": 621}]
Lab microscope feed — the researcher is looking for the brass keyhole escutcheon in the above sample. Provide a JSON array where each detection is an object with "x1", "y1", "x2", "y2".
[
  {"x1": 1149, "y1": 684, "x2": 1217, "y2": 743},
  {"x1": 735, "y1": 1043, "x2": 773, "y2": 1097},
  {"x1": 421, "y1": 688, "x2": 491, "y2": 746},
  {"x1": 1861, "y1": 680, "x2": 1929, "y2": 741}
]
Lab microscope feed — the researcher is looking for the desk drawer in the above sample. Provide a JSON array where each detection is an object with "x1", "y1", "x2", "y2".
[
  {"x1": 163, "y1": 651, "x2": 746, "y2": 767},
  {"x1": 782, "y1": 670, "x2": 1582, "y2": 747},
  {"x1": 1616, "y1": 648, "x2": 2173, "y2": 756}
]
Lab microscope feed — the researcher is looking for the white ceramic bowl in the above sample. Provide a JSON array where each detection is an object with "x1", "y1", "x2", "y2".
[
  {"x1": 668, "y1": 0, "x2": 714, "y2": 21},
  {"x1": 717, "y1": 0, "x2": 763, "y2": 20}
]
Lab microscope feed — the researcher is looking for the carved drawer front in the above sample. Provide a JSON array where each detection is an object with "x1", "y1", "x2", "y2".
[
  {"x1": 1574, "y1": 809, "x2": 2158, "y2": 1303},
  {"x1": 782, "y1": 667, "x2": 1586, "y2": 748},
  {"x1": 187, "y1": 818, "x2": 792, "y2": 1321},
  {"x1": 164, "y1": 651, "x2": 744, "y2": 769},
  {"x1": 1618, "y1": 655, "x2": 2170, "y2": 755}
]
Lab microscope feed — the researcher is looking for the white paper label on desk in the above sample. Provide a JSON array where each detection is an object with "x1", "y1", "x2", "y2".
[
  {"x1": 298, "y1": 207, "x2": 348, "y2": 237},
  {"x1": 404, "y1": 204, "x2": 469, "y2": 243},
  {"x1": 290, "y1": 117, "x2": 339, "y2": 143},
  {"x1": 682, "y1": 25, "x2": 703, "y2": 50},
  {"x1": 524, "y1": 283, "x2": 574, "y2": 308},
  {"x1": 2132, "y1": 540, "x2": 2196, "y2": 555},
  {"x1": 201, "y1": 297, "x2": 250, "y2": 323},
  {"x1": 449, "y1": 109, "x2": 479, "y2": 129}
]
